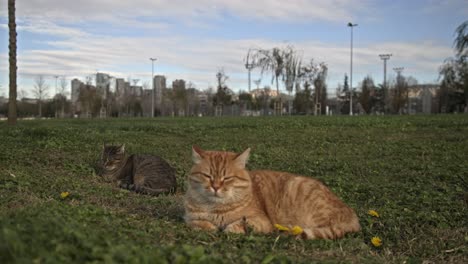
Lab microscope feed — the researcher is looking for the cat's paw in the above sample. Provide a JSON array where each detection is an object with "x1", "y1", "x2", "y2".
[
  {"x1": 223, "y1": 223, "x2": 247, "y2": 234},
  {"x1": 119, "y1": 182, "x2": 135, "y2": 190},
  {"x1": 188, "y1": 220, "x2": 217, "y2": 231}
]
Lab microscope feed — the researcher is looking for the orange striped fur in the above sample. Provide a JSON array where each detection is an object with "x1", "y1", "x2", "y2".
[{"x1": 184, "y1": 146, "x2": 360, "y2": 239}]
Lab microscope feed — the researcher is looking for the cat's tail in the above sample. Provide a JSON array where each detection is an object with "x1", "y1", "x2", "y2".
[
  {"x1": 134, "y1": 185, "x2": 176, "y2": 196},
  {"x1": 119, "y1": 183, "x2": 176, "y2": 196}
]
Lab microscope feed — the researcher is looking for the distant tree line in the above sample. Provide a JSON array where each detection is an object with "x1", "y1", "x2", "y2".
[{"x1": 4, "y1": 14, "x2": 467, "y2": 121}]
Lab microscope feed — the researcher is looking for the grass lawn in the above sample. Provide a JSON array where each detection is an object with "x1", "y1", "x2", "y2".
[{"x1": 0, "y1": 115, "x2": 467, "y2": 263}]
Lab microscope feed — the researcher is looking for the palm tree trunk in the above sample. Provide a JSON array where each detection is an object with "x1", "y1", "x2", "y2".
[{"x1": 8, "y1": 0, "x2": 17, "y2": 125}]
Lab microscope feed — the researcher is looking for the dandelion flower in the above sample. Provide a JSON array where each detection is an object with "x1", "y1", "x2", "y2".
[
  {"x1": 274, "y1": 224, "x2": 290, "y2": 232},
  {"x1": 290, "y1": 226, "x2": 303, "y2": 236},
  {"x1": 371, "y1": 236, "x2": 382, "y2": 247},
  {"x1": 60, "y1": 192, "x2": 70, "y2": 199},
  {"x1": 368, "y1": 210, "x2": 380, "y2": 218}
]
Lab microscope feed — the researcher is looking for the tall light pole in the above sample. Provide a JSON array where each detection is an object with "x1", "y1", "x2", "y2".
[
  {"x1": 348, "y1": 22, "x2": 358, "y2": 116},
  {"x1": 379, "y1": 54, "x2": 392, "y2": 113},
  {"x1": 150, "y1": 58, "x2": 157, "y2": 118},
  {"x1": 245, "y1": 49, "x2": 255, "y2": 114},
  {"x1": 245, "y1": 49, "x2": 255, "y2": 93}
]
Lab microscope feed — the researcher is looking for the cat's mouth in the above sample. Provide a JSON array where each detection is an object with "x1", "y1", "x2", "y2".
[{"x1": 210, "y1": 191, "x2": 223, "y2": 198}]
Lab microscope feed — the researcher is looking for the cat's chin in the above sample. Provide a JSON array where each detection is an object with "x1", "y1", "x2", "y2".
[{"x1": 205, "y1": 192, "x2": 226, "y2": 201}]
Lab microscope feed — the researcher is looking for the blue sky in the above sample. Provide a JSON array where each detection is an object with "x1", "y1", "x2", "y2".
[{"x1": 0, "y1": 0, "x2": 467, "y2": 98}]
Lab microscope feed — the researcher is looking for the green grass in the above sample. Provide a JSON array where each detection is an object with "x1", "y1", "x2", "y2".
[{"x1": 0, "y1": 115, "x2": 467, "y2": 263}]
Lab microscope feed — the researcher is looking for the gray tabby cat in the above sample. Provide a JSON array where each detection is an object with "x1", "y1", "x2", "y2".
[{"x1": 100, "y1": 144, "x2": 177, "y2": 195}]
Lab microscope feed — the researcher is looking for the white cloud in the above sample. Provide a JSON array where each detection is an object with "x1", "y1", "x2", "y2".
[
  {"x1": 4, "y1": 24, "x2": 451, "y2": 94},
  {"x1": 1, "y1": 0, "x2": 374, "y2": 24},
  {"x1": 17, "y1": 18, "x2": 89, "y2": 38},
  {"x1": 0, "y1": 1, "x2": 457, "y2": 96}
]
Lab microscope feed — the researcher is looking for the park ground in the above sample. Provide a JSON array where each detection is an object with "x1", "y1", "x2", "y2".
[{"x1": 0, "y1": 115, "x2": 467, "y2": 263}]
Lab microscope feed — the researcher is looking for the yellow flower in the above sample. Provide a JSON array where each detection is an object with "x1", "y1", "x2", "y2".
[
  {"x1": 274, "y1": 224, "x2": 304, "y2": 236},
  {"x1": 290, "y1": 225, "x2": 303, "y2": 236},
  {"x1": 371, "y1": 236, "x2": 382, "y2": 247},
  {"x1": 274, "y1": 224, "x2": 290, "y2": 232},
  {"x1": 60, "y1": 192, "x2": 70, "y2": 199},
  {"x1": 368, "y1": 210, "x2": 380, "y2": 218}
]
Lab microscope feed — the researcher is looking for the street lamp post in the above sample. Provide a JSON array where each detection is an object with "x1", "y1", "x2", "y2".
[
  {"x1": 245, "y1": 63, "x2": 254, "y2": 93},
  {"x1": 245, "y1": 49, "x2": 255, "y2": 115},
  {"x1": 348, "y1": 22, "x2": 357, "y2": 116},
  {"x1": 379, "y1": 54, "x2": 392, "y2": 113},
  {"x1": 150, "y1": 58, "x2": 157, "y2": 118}
]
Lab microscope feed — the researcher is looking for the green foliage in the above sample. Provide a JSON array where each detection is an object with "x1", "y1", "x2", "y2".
[{"x1": 0, "y1": 116, "x2": 467, "y2": 263}]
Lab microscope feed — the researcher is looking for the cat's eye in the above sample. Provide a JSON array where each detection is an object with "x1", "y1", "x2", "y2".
[
  {"x1": 223, "y1": 176, "x2": 235, "y2": 182},
  {"x1": 199, "y1": 173, "x2": 213, "y2": 181}
]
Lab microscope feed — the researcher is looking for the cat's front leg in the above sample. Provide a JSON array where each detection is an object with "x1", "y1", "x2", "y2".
[
  {"x1": 223, "y1": 220, "x2": 247, "y2": 234},
  {"x1": 187, "y1": 220, "x2": 218, "y2": 231},
  {"x1": 223, "y1": 216, "x2": 272, "y2": 234}
]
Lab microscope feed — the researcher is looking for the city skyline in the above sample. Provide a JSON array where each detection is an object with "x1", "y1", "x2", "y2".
[{"x1": 0, "y1": 0, "x2": 467, "y2": 98}]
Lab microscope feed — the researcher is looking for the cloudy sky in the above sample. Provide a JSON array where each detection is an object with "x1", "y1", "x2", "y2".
[{"x1": 0, "y1": 0, "x2": 467, "y2": 98}]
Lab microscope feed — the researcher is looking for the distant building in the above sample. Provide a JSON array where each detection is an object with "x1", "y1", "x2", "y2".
[
  {"x1": 96, "y1": 73, "x2": 110, "y2": 99},
  {"x1": 21, "y1": 98, "x2": 39, "y2": 104},
  {"x1": 198, "y1": 93, "x2": 208, "y2": 115},
  {"x1": 407, "y1": 84, "x2": 439, "y2": 114},
  {"x1": 153, "y1": 75, "x2": 166, "y2": 111},
  {"x1": 115, "y1": 78, "x2": 126, "y2": 96},
  {"x1": 71, "y1": 79, "x2": 83, "y2": 105},
  {"x1": 250, "y1": 88, "x2": 278, "y2": 98},
  {"x1": 129, "y1": 86, "x2": 143, "y2": 97},
  {"x1": 71, "y1": 79, "x2": 84, "y2": 116}
]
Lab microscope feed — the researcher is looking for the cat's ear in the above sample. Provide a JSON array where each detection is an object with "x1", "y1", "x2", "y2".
[
  {"x1": 192, "y1": 145, "x2": 204, "y2": 164},
  {"x1": 234, "y1": 148, "x2": 250, "y2": 168},
  {"x1": 117, "y1": 144, "x2": 125, "y2": 154}
]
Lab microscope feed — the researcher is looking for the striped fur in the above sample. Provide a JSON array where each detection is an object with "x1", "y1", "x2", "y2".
[
  {"x1": 100, "y1": 145, "x2": 177, "y2": 196},
  {"x1": 184, "y1": 146, "x2": 360, "y2": 239}
]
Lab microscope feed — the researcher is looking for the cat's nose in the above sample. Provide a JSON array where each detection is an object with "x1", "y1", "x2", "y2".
[{"x1": 212, "y1": 182, "x2": 222, "y2": 192}]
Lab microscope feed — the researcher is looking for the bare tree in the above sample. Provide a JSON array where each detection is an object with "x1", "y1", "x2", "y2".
[
  {"x1": 254, "y1": 79, "x2": 261, "y2": 90},
  {"x1": 214, "y1": 68, "x2": 232, "y2": 113},
  {"x1": 216, "y1": 68, "x2": 229, "y2": 90},
  {"x1": 58, "y1": 76, "x2": 68, "y2": 117},
  {"x1": 313, "y1": 63, "x2": 328, "y2": 115},
  {"x1": 33, "y1": 75, "x2": 49, "y2": 117},
  {"x1": 85, "y1": 75, "x2": 94, "y2": 86},
  {"x1": 296, "y1": 60, "x2": 327, "y2": 115},
  {"x1": 8, "y1": 0, "x2": 17, "y2": 125},
  {"x1": 391, "y1": 73, "x2": 408, "y2": 114},
  {"x1": 18, "y1": 89, "x2": 28, "y2": 100},
  {"x1": 359, "y1": 76, "x2": 375, "y2": 114}
]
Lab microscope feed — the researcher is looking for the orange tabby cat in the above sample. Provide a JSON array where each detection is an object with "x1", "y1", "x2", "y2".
[{"x1": 184, "y1": 146, "x2": 360, "y2": 239}]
